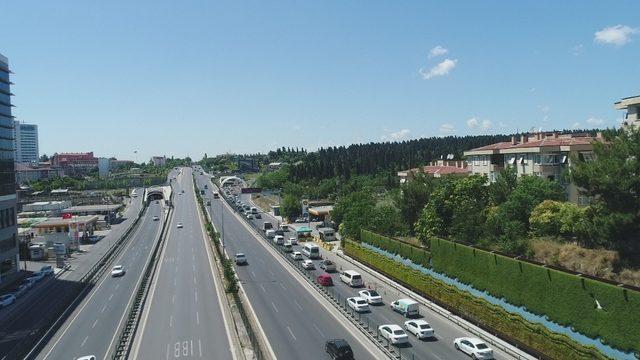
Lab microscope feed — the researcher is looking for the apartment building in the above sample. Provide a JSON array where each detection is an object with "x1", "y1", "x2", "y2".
[
  {"x1": 51, "y1": 152, "x2": 98, "y2": 176},
  {"x1": 615, "y1": 95, "x2": 640, "y2": 130},
  {"x1": 464, "y1": 132, "x2": 602, "y2": 205},
  {"x1": 13, "y1": 121, "x2": 39, "y2": 163},
  {"x1": 398, "y1": 160, "x2": 470, "y2": 184},
  {"x1": 0, "y1": 54, "x2": 19, "y2": 283}
]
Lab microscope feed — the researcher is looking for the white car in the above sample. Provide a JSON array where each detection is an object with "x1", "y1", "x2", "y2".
[
  {"x1": 247, "y1": 214, "x2": 254, "y2": 220},
  {"x1": 111, "y1": 265, "x2": 126, "y2": 277},
  {"x1": 28, "y1": 271, "x2": 45, "y2": 282},
  {"x1": 0, "y1": 294, "x2": 16, "y2": 308},
  {"x1": 404, "y1": 319, "x2": 435, "y2": 339},
  {"x1": 153, "y1": 216, "x2": 160, "y2": 221},
  {"x1": 291, "y1": 251, "x2": 303, "y2": 261},
  {"x1": 77, "y1": 356, "x2": 96, "y2": 360},
  {"x1": 454, "y1": 337, "x2": 494, "y2": 359},
  {"x1": 347, "y1": 297, "x2": 370, "y2": 313},
  {"x1": 177, "y1": 222, "x2": 183, "y2": 228},
  {"x1": 378, "y1": 324, "x2": 409, "y2": 345},
  {"x1": 359, "y1": 289, "x2": 383, "y2": 305},
  {"x1": 289, "y1": 237, "x2": 298, "y2": 245},
  {"x1": 235, "y1": 253, "x2": 247, "y2": 265},
  {"x1": 301, "y1": 260, "x2": 315, "y2": 270},
  {"x1": 40, "y1": 265, "x2": 54, "y2": 276}
]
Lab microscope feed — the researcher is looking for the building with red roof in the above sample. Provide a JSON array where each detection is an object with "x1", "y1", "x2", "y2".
[{"x1": 398, "y1": 160, "x2": 470, "y2": 183}]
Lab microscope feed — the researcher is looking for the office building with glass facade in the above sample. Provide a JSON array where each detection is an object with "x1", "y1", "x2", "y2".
[{"x1": 0, "y1": 53, "x2": 19, "y2": 284}]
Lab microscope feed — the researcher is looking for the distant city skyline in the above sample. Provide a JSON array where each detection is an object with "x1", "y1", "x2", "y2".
[{"x1": 3, "y1": 1, "x2": 639, "y2": 160}]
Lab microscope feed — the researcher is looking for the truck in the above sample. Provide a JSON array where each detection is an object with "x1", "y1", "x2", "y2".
[
  {"x1": 262, "y1": 222, "x2": 273, "y2": 232},
  {"x1": 390, "y1": 298, "x2": 420, "y2": 317}
]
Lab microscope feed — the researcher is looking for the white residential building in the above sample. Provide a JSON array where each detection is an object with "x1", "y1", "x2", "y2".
[{"x1": 13, "y1": 121, "x2": 39, "y2": 163}]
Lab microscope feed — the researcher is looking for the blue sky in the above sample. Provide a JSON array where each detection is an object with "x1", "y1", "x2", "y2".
[{"x1": 3, "y1": 1, "x2": 639, "y2": 161}]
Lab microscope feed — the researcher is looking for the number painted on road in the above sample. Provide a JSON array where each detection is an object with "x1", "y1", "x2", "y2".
[{"x1": 173, "y1": 340, "x2": 194, "y2": 358}]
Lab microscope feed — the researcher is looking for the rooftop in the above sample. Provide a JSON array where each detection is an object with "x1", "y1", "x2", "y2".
[
  {"x1": 63, "y1": 204, "x2": 123, "y2": 212},
  {"x1": 614, "y1": 95, "x2": 640, "y2": 110},
  {"x1": 33, "y1": 215, "x2": 100, "y2": 228},
  {"x1": 466, "y1": 133, "x2": 602, "y2": 153}
]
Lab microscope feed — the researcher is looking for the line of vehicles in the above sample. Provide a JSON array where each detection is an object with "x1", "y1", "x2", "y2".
[
  {"x1": 213, "y1": 174, "x2": 497, "y2": 360},
  {"x1": 0, "y1": 265, "x2": 55, "y2": 309}
]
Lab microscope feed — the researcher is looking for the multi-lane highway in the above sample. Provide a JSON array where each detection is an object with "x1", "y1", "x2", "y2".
[
  {"x1": 198, "y1": 168, "x2": 525, "y2": 360},
  {"x1": 132, "y1": 167, "x2": 235, "y2": 360},
  {"x1": 194, "y1": 170, "x2": 388, "y2": 360},
  {"x1": 36, "y1": 201, "x2": 166, "y2": 360}
]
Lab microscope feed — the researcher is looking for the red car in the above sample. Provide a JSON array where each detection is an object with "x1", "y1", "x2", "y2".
[{"x1": 317, "y1": 273, "x2": 333, "y2": 286}]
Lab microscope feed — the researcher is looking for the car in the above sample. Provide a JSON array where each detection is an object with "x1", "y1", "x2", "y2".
[
  {"x1": 273, "y1": 235, "x2": 285, "y2": 245},
  {"x1": 319, "y1": 259, "x2": 336, "y2": 272},
  {"x1": 347, "y1": 297, "x2": 370, "y2": 313},
  {"x1": 404, "y1": 319, "x2": 435, "y2": 339},
  {"x1": 359, "y1": 289, "x2": 383, "y2": 305},
  {"x1": 254, "y1": 213, "x2": 262, "y2": 219},
  {"x1": 178, "y1": 192, "x2": 183, "y2": 195},
  {"x1": 177, "y1": 222, "x2": 183, "y2": 228},
  {"x1": 291, "y1": 251, "x2": 303, "y2": 261},
  {"x1": 238, "y1": 208, "x2": 245, "y2": 214},
  {"x1": 20, "y1": 278, "x2": 36, "y2": 289},
  {"x1": 317, "y1": 273, "x2": 333, "y2": 286},
  {"x1": 378, "y1": 324, "x2": 409, "y2": 345},
  {"x1": 247, "y1": 214, "x2": 254, "y2": 220},
  {"x1": 289, "y1": 237, "x2": 298, "y2": 245},
  {"x1": 155, "y1": 200, "x2": 160, "y2": 204},
  {"x1": 77, "y1": 356, "x2": 97, "y2": 360},
  {"x1": 111, "y1": 265, "x2": 126, "y2": 277},
  {"x1": 0, "y1": 294, "x2": 16, "y2": 308},
  {"x1": 325, "y1": 339, "x2": 354, "y2": 360},
  {"x1": 235, "y1": 253, "x2": 247, "y2": 265},
  {"x1": 301, "y1": 260, "x2": 315, "y2": 270},
  {"x1": 454, "y1": 337, "x2": 494, "y2": 359},
  {"x1": 40, "y1": 265, "x2": 54, "y2": 276},
  {"x1": 153, "y1": 216, "x2": 160, "y2": 221},
  {"x1": 13, "y1": 284, "x2": 29, "y2": 297},
  {"x1": 28, "y1": 271, "x2": 45, "y2": 282}
]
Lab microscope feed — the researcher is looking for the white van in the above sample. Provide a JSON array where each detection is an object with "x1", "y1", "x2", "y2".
[
  {"x1": 340, "y1": 270, "x2": 363, "y2": 287},
  {"x1": 280, "y1": 223, "x2": 289, "y2": 232},
  {"x1": 274, "y1": 235, "x2": 284, "y2": 245},
  {"x1": 302, "y1": 243, "x2": 320, "y2": 259},
  {"x1": 318, "y1": 227, "x2": 336, "y2": 242},
  {"x1": 251, "y1": 207, "x2": 258, "y2": 214},
  {"x1": 266, "y1": 229, "x2": 276, "y2": 239}
]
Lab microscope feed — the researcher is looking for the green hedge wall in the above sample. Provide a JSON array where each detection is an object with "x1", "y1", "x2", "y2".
[
  {"x1": 430, "y1": 238, "x2": 640, "y2": 355},
  {"x1": 361, "y1": 229, "x2": 431, "y2": 268},
  {"x1": 344, "y1": 240, "x2": 609, "y2": 360}
]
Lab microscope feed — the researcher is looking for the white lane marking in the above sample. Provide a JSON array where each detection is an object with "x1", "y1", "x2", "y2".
[
  {"x1": 101, "y1": 304, "x2": 107, "y2": 313},
  {"x1": 286, "y1": 325, "x2": 297, "y2": 341},
  {"x1": 432, "y1": 354, "x2": 443, "y2": 360},
  {"x1": 174, "y1": 278, "x2": 177, "y2": 286},
  {"x1": 169, "y1": 315, "x2": 173, "y2": 328},
  {"x1": 192, "y1": 264, "x2": 196, "y2": 272},
  {"x1": 80, "y1": 336, "x2": 88, "y2": 347},
  {"x1": 313, "y1": 323, "x2": 325, "y2": 338},
  {"x1": 196, "y1": 311, "x2": 200, "y2": 325},
  {"x1": 250, "y1": 270, "x2": 256, "y2": 277},
  {"x1": 271, "y1": 302, "x2": 279, "y2": 313},
  {"x1": 195, "y1": 290, "x2": 198, "y2": 303},
  {"x1": 199, "y1": 339, "x2": 202, "y2": 357},
  {"x1": 293, "y1": 299, "x2": 303, "y2": 311},
  {"x1": 279, "y1": 282, "x2": 286, "y2": 291},
  {"x1": 166, "y1": 343, "x2": 170, "y2": 360},
  {"x1": 91, "y1": 318, "x2": 99, "y2": 329},
  {"x1": 172, "y1": 294, "x2": 175, "y2": 304},
  {"x1": 193, "y1": 275, "x2": 197, "y2": 285},
  {"x1": 268, "y1": 270, "x2": 274, "y2": 277},
  {"x1": 259, "y1": 284, "x2": 266, "y2": 293},
  {"x1": 108, "y1": 293, "x2": 114, "y2": 301},
  {"x1": 115, "y1": 283, "x2": 120, "y2": 290}
]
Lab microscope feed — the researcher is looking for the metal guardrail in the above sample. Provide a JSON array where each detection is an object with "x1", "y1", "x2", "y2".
[
  {"x1": 111, "y1": 192, "x2": 174, "y2": 359},
  {"x1": 13, "y1": 199, "x2": 149, "y2": 360},
  {"x1": 218, "y1": 192, "x2": 403, "y2": 360}
]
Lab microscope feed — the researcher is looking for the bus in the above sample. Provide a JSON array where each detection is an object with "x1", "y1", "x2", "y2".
[{"x1": 302, "y1": 243, "x2": 320, "y2": 259}]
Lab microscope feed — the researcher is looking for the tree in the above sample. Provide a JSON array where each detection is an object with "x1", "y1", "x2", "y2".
[
  {"x1": 571, "y1": 129, "x2": 640, "y2": 254},
  {"x1": 395, "y1": 173, "x2": 435, "y2": 233},
  {"x1": 281, "y1": 194, "x2": 301, "y2": 220},
  {"x1": 332, "y1": 191, "x2": 375, "y2": 240},
  {"x1": 489, "y1": 167, "x2": 517, "y2": 204},
  {"x1": 39, "y1": 154, "x2": 49, "y2": 162}
]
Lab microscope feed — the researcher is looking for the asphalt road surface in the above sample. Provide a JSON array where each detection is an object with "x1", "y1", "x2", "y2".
[
  {"x1": 36, "y1": 201, "x2": 166, "y2": 360},
  {"x1": 133, "y1": 167, "x2": 234, "y2": 360},
  {"x1": 195, "y1": 170, "x2": 387, "y2": 360}
]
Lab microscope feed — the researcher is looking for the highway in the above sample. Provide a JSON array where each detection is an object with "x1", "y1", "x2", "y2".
[
  {"x1": 0, "y1": 192, "x2": 145, "y2": 359},
  {"x1": 36, "y1": 201, "x2": 166, "y2": 360},
  {"x1": 132, "y1": 167, "x2": 234, "y2": 360},
  {"x1": 203, "y1": 170, "x2": 523, "y2": 360},
  {"x1": 194, "y1": 170, "x2": 388, "y2": 360}
]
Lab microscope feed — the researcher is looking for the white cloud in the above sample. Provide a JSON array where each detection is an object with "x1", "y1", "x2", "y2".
[
  {"x1": 466, "y1": 117, "x2": 492, "y2": 131},
  {"x1": 586, "y1": 117, "x2": 604, "y2": 126},
  {"x1": 439, "y1": 123, "x2": 455, "y2": 135},
  {"x1": 570, "y1": 44, "x2": 584, "y2": 56},
  {"x1": 382, "y1": 129, "x2": 411, "y2": 141},
  {"x1": 594, "y1": 25, "x2": 638, "y2": 46},
  {"x1": 572, "y1": 122, "x2": 581, "y2": 129},
  {"x1": 419, "y1": 59, "x2": 457, "y2": 80},
  {"x1": 428, "y1": 45, "x2": 449, "y2": 59},
  {"x1": 539, "y1": 105, "x2": 551, "y2": 113}
]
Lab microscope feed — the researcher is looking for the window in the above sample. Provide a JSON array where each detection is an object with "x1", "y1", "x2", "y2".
[
  {"x1": 533, "y1": 154, "x2": 541, "y2": 164},
  {"x1": 482, "y1": 156, "x2": 488, "y2": 166},
  {"x1": 518, "y1": 157, "x2": 525, "y2": 165},
  {"x1": 508, "y1": 157, "x2": 516, "y2": 165}
]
